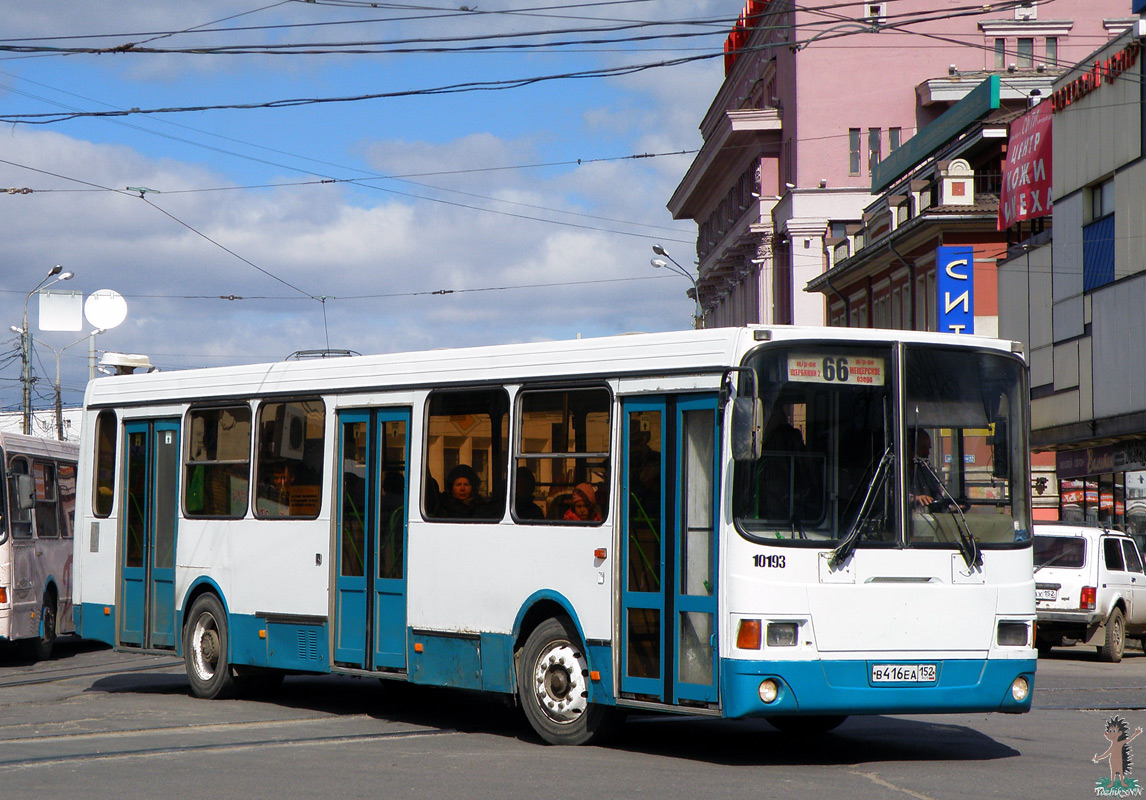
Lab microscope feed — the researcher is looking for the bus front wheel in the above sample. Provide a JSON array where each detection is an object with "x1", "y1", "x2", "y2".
[
  {"x1": 517, "y1": 617, "x2": 617, "y2": 746},
  {"x1": 184, "y1": 594, "x2": 237, "y2": 699}
]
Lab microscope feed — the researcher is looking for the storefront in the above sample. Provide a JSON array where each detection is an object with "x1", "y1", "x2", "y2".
[{"x1": 1056, "y1": 441, "x2": 1146, "y2": 550}]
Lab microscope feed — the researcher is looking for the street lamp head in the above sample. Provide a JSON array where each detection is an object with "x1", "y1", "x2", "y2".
[
  {"x1": 10, "y1": 325, "x2": 24, "y2": 334},
  {"x1": 48, "y1": 265, "x2": 62, "y2": 277},
  {"x1": 652, "y1": 244, "x2": 668, "y2": 257},
  {"x1": 58, "y1": 271, "x2": 74, "y2": 281},
  {"x1": 651, "y1": 258, "x2": 668, "y2": 270}
]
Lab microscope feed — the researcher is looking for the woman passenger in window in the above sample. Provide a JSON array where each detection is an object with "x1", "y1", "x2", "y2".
[
  {"x1": 439, "y1": 464, "x2": 483, "y2": 518},
  {"x1": 564, "y1": 483, "x2": 603, "y2": 522}
]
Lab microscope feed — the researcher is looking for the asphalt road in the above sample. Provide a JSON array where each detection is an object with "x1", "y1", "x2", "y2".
[{"x1": 0, "y1": 638, "x2": 1142, "y2": 800}]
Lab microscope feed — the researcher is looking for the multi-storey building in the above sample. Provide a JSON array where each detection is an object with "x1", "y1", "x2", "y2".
[
  {"x1": 1000, "y1": 22, "x2": 1146, "y2": 537},
  {"x1": 668, "y1": 0, "x2": 1131, "y2": 328}
]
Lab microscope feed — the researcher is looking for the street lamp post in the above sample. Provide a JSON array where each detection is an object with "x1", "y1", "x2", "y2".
[
  {"x1": 651, "y1": 244, "x2": 703, "y2": 329},
  {"x1": 19, "y1": 265, "x2": 74, "y2": 435},
  {"x1": 38, "y1": 330, "x2": 104, "y2": 441}
]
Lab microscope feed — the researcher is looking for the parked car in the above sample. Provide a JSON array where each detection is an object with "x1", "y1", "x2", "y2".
[{"x1": 1033, "y1": 523, "x2": 1146, "y2": 662}]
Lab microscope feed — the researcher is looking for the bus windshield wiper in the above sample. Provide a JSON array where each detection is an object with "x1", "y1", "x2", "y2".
[
  {"x1": 830, "y1": 443, "x2": 893, "y2": 568},
  {"x1": 916, "y1": 458, "x2": 982, "y2": 570}
]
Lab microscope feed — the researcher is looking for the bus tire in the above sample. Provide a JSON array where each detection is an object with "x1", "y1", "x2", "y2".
[
  {"x1": 183, "y1": 594, "x2": 237, "y2": 699},
  {"x1": 1100, "y1": 607, "x2": 1125, "y2": 663},
  {"x1": 766, "y1": 715, "x2": 848, "y2": 735},
  {"x1": 26, "y1": 594, "x2": 57, "y2": 661},
  {"x1": 517, "y1": 617, "x2": 617, "y2": 746}
]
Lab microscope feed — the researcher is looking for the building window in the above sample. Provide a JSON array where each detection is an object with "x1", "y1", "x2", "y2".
[
  {"x1": 1091, "y1": 177, "x2": 1115, "y2": 221},
  {"x1": 1017, "y1": 38, "x2": 1033, "y2": 69},
  {"x1": 849, "y1": 128, "x2": 861, "y2": 175},
  {"x1": 994, "y1": 38, "x2": 1006, "y2": 70},
  {"x1": 1083, "y1": 216, "x2": 1116, "y2": 292},
  {"x1": 889, "y1": 127, "x2": 901, "y2": 151},
  {"x1": 868, "y1": 127, "x2": 881, "y2": 174},
  {"x1": 1083, "y1": 178, "x2": 1115, "y2": 292},
  {"x1": 865, "y1": 3, "x2": 885, "y2": 23},
  {"x1": 1045, "y1": 37, "x2": 1058, "y2": 68}
]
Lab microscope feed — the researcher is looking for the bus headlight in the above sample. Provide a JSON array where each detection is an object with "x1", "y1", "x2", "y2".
[
  {"x1": 1010, "y1": 676, "x2": 1030, "y2": 703},
  {"x1": 997, "y1": 621, "x2": 1029, "y2": 647},
  {"x1": 766, "y1": 622, "x2": 798, "y2": 647},
  {"x1": 758, "y1": 679, "x2": 780, "y2": 704}
]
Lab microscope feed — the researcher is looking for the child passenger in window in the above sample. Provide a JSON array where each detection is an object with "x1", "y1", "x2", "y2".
[{"x1": 564, "y1": 483, "x2": 603, "y2": 522}]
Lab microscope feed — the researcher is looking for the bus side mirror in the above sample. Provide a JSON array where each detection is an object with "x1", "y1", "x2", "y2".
[
  {"x1": 13, "y1": 474, "x2": 35, "y2": 511},
  {"x1": 731, "y1": 397, "x2": 763, "y2": 462}
]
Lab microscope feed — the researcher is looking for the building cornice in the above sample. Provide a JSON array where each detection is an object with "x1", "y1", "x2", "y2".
[
  {"x1": 977, "y1": 19, "x2": 1075, "y2": 36},
  {"x1": 668, "y1": 108, "x2": 781, "y2": 220}
]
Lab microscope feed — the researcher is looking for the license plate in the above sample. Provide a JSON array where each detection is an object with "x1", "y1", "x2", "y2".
[
  {"x1": 1035, "y1": 588, "x2": 1058, "y2": 601},
  {"x1": 871, "y1": 663, "x2": 937, "y2": 683}
]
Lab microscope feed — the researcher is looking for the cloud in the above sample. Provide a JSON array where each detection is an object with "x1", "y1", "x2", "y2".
[{"x1": 0, "y1": 3, "x2": 723, "y2": 415}]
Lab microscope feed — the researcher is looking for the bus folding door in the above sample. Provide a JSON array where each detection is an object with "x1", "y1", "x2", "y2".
[
  {"x1": 120, "y1": 419, "x2": 180, "y2": 650},
  {"x1": 335, "y1": 409, "x2": 411, "y2": 671},
  {"x1": 621, "y1": 394, "x2": 719, "y2": 706}
]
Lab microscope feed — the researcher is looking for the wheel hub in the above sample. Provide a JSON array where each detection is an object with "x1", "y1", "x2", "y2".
[
  {"x1": 192, "y1": 620, "x2": 220, "y2": 679},
  {"x1": 533, "y1": 642, "x2": 588, "y2": 724}
]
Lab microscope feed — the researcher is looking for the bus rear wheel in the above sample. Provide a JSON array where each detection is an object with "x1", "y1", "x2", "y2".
[
  {"x1": 183, "y1": 594, "x2": 237, "y2": 699},
  {"x1": 518, "y1": 617, "x2": 617, "y2": 745},
  {"x1": 24, "y1": 594, "x2": 57, "y2": 661}
]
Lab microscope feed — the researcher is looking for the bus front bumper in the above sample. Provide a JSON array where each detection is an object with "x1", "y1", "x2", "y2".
[{"x1": 720, "y1": 656, "x2": 1036, "y2": 719}]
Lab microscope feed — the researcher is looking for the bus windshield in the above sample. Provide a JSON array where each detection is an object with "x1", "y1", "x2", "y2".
[{"x1": 733, "y1": 342, "x2": 1028, "y2": 549}]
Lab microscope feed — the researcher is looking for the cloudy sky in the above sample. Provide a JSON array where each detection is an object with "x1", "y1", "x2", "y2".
[{"x1": 0, "y1": 1, "x2": 730, "y2": 417}]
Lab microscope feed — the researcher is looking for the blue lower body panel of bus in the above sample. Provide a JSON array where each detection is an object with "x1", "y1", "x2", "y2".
[
  {"x1": 76, "y1": 602, "x2": 117, "y2": 646},
  {"x1": 720, "y1": 657, "x2": 1036, "y2": 718}
]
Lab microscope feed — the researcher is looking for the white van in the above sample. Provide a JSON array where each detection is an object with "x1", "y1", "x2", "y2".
[{"x1": 1034, "y1": 524, "x2": 1146, "y2": 662}]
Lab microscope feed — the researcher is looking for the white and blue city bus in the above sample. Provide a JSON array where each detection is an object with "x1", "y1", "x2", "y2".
[{"x1": 72, "y1": 326, "x2": 1035, "y2": 744}]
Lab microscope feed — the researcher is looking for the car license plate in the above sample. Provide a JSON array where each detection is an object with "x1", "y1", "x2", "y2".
[
  {"x1": 1035, "y1": 588, "x2": 1058, "y2": 601},
  {"x1": 871, "y1": 663, "x2": 937, "y2": 683}
]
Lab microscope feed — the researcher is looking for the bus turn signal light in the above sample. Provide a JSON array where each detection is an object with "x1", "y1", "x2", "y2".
[{"x1": 737, "y1": 619, "x2": 762, "y2": 649}]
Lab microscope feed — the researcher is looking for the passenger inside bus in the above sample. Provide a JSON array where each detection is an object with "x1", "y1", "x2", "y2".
[
  {"x1": 564, "y1": 483, "x2": 602, "y2": 522},
  {"x1": 438, "y1": 464, "x2": 484, "y2": 518},
  {"x1": 514, "y1": 466, "x2": 543, "y2": 520}
]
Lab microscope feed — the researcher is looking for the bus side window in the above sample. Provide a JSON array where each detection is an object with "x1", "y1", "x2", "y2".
[
  {"x1": 8, "y1": 457, "x2": 32, "y2": 538},
  {"x1": 34, "y1": 461, "x2": 60, "y2": 539},
  {"x1": 184, "y1": 405, "x2": 252, "y2": 518},
  {"x1": 94, "y1": 409, "x2": 117, "y2": 518},
  {"x1": 515, "y1": 387, "x2": 611, "y2": 523},
  {"x1": 59, "y1": 463, "x2": 77, "y2": 538},
  {"x1": 253, "y1": 399, "x2": 325, "y2": 519},
  {"x1": 424, "y1": 389, "x2": 509, "y2": 522}
]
